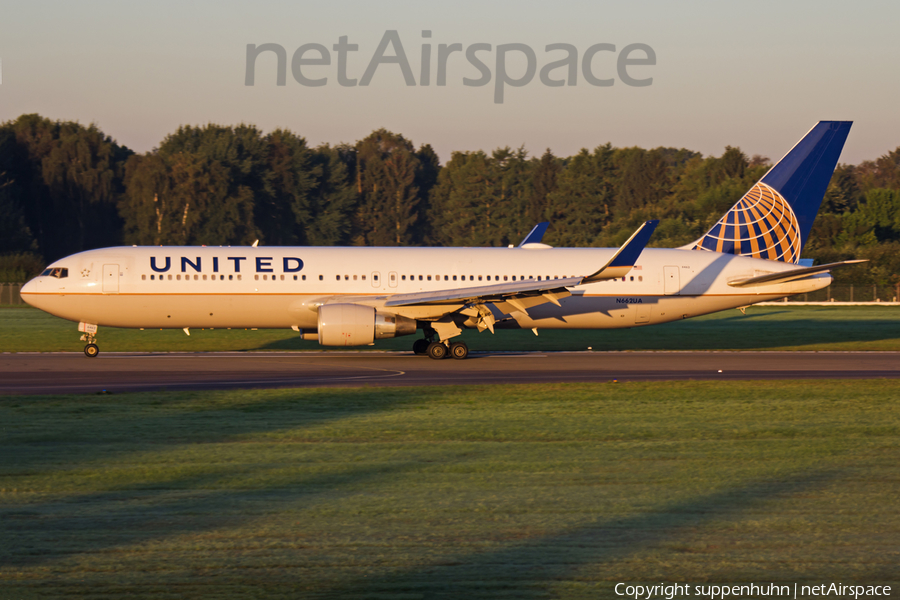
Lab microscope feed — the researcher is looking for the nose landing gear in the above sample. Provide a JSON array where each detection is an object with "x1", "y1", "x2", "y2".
[{"x1": 79, "y1": 322, "x2": 100, "y2": 358}]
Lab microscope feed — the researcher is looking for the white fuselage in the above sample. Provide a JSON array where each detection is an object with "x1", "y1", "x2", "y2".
[{"x1": 21, "y1": 245, "x2": 830, "y2": 335}]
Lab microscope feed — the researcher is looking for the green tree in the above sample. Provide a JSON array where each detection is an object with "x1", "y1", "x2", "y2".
[
  {"x1": 544, "y1": 144, "x2": 616, "y2": 247},
  {"x1": 3, "y1": 114, "x2": 131, "y2": 260},
  {"x1": 305, "y1": 144, "x2": 358, "y2": 246},
  {"x1": 528, "y1": 149, "x2": 561, "y2": 226},
  {"x1": 353, "y1": 129, "x2": 423, "y2": 246}
]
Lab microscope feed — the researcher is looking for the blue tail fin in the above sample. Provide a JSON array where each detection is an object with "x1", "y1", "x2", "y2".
[{"x1": 693, "y1": 121, "x2": 852, "y2": 263}]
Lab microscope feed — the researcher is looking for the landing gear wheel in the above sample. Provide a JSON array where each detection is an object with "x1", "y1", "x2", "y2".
[
  {"x1": 427, "y1": 341, "x2": 448, "y2": 360},
  {"x1": 413, "y1": 339, "x2": 429, "y2": 355},
  {"x1": 84, "y1": 343, "x2": 99, "y2": 358},
  {"x1": 450, "y1": 341, "x2": 469, "y2": 360}
]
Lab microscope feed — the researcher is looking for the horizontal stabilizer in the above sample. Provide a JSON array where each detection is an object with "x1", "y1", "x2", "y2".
[
  {"x1": 727, "y1": 260, "x2": 867, "y2": 288},
  {"x1": 582, "y1": 220, "x2": 658, "y2": 283}
]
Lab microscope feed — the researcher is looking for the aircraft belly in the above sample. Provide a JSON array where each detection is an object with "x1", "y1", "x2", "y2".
[{"x1": 30, "y1": 294, "x2": 318, "y2": 330}]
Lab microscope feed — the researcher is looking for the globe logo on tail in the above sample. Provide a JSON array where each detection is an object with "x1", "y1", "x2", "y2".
[{"x1": 695, "y1": 182, "x2": 801, "y2": 263}]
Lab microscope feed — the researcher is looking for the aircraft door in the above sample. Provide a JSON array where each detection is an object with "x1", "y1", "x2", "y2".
[
  {"x1": 371, "y1": 272, "x2": 381, "y2": 288},
  {"x1": 388, "y1": 271, "x2": 398, "y2": 288},
  {"x1": 663, "y1": 266, "x2": 680, "y2": 296},
  {"x1": 103, "y1": 264, "x2": 120, "y2": 293}
]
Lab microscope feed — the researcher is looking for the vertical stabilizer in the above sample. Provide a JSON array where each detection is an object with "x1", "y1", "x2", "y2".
[{"x1": 693, "y1": 121, "x2": 851, "y2": 263}]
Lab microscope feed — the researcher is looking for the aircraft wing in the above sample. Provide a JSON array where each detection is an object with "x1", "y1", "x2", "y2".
[
  {"x1": 727, "y1": 259, "x2": 867, "y2": 287},
  {"x1": 384, "y1": 276, "x2": 582, "y2": 308},
  {"x1": 385, "y1": 220, "x2": 659, "y2": 309},
  {"x1": 582, "y1": 220, "x2": 659, "y2": 282},
  {"x1": 518, "y1": 222, "x2": 550, "y2": 247}
]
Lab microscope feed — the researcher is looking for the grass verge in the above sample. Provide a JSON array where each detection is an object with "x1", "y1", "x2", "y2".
[
  {"x1": 1, "y1": 381, "x2": 898, "y2": 598},
  {"x1": 2, "y1": 305, "x2": 900, "y2": 353}
]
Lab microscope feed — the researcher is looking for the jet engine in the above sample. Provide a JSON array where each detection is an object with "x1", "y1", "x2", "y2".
[{"x1": 317, "y1": 303, "x2": 416, "y2": 346}]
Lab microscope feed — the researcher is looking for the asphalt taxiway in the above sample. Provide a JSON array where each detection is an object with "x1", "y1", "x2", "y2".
[{"x1": 0, "y1": 351, "x2": 898, "y2": 395}]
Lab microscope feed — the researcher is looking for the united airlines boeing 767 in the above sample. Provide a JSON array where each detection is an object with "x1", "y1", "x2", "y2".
[{"x1": 22, "y1": 121, "x2": 860, "y2": 359}]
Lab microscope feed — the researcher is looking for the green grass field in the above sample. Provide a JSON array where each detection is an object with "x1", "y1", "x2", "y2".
[
  {"x1": 1, "y1": 381, "x2": 898, "y2": 598},
  {"x1": 2, "y1": 304, "x2": 900, "y2": 352}
]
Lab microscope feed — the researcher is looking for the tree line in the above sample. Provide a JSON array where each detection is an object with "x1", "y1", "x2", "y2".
[{"x1": 2, "y1": 113, "x2": 899, "y2": 287}]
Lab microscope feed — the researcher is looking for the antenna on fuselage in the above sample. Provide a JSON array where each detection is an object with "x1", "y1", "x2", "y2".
[{"x1": 252, "y1": 239, "x2": 259, "y2": 247}]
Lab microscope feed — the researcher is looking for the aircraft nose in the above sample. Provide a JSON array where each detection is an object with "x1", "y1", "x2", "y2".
[{"x1": 20, "y1": 278, "x2": 37, "y2": 305}]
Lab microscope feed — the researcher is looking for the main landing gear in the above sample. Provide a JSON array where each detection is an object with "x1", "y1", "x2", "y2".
[{"x1": 412, "y1": 338, "x2": 468, "y2": 360}]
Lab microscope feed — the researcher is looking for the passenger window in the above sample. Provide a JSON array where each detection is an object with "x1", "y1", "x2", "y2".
[
  {"x1": 374, "y1": 274, "x2": 379, "y2": 281},
  {"x1": 427, "y1": 275, "x2": 432, "y2": 281},
  {"x1": 336, "y1": 275, "x2": 340, "y2": 281},
  {"x1": 319, "y1": 275, "x2": 323, "y2": 281},
  {"x1": 486, "y1": 276, "x2": 491, "y2": 281},
  {"x1": 639, "y1": 276, "x2": 643, "y2": 282},
  {"x1": 353, "y1": 275, "x2": 357, "y2": 281},
  {"x1": 142, "y1": 274, "x2": 146, "y2": 280},
  {"x1": 478, "y1": 275, "x2": 482, "y2": 281},
  {"x1": 452, "y1": 275, "x2": 457, "y2": 281},
  {"x1": 229, "y1": 275, "x2": 234, "y2": 281},
  {"x1": 150, "y1": 274, "x2": 155, "y2": 280},
  {"x1": 167, "y1": 274, "x2": 171, "y2": 280},
  {"x1": 280, "y1": 275, "x2": 284, "y2": 281},
  {"x1": 237, "y1": 275, "x2": 241, "y2": 280},
  {"x1": 362, "y1": 275, "x2": 366, "y2": 281},
  {"x1": 418, "y1": 275, "x2": 423, "y2": 281},
  {"x1": 512, "y1": 276, "x2": 516, "y2": 281},
  {"x1": 302, "y1": 275, "x2": 306, "y2": 280},
  {"x1": 255, "y1": 275, "x2": 260, "y2": 281},
  {"x1": 444, "y1": 275, "x2": 448, "y2": 281}
]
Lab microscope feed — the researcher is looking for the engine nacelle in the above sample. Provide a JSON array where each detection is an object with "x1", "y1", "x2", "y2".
[{"x1": 317, "y1": 303, "x2": 416, "y2": 346}]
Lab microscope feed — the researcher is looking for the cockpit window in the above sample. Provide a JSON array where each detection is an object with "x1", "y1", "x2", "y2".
[{"x1": 41, "y1": 267, "x2": 68, "y2": 279}]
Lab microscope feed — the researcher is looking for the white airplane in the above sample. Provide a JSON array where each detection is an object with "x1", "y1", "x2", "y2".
[{"x1": 22, "y1": 121, "x2": 861, "y2": 359}]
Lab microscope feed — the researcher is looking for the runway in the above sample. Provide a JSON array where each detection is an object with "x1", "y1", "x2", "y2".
[{"x1": 1, "y1": 350, "x2": 898, "y2": 394}]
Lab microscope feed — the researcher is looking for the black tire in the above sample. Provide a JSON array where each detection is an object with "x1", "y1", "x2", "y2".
[
  {"x1": 450, "y1": 341, "x2": 469, "y2": 360},
  {"x1": 427, "y1": 341, "x2": 447, "y2": 360},
  {"x1": 413, "y1": 339, "x2": 429, "y2": 355},
  {"x1": 84, "y1": 343, "x2": 99, "y2": 358}
]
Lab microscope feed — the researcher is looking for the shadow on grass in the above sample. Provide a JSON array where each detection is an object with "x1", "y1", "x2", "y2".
[
  {"x1": 0, "y1": 457, "x2": 437, "y2": 568},
  {"x1": 321, "y1": 469, "x2": 847, "y2": 598},
  {"x1": 1, "y1": 388, "x2": 427, "y2": 471},
  {"x1": 254, "y1": 313, "x2": 900, "y2": 353}
]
